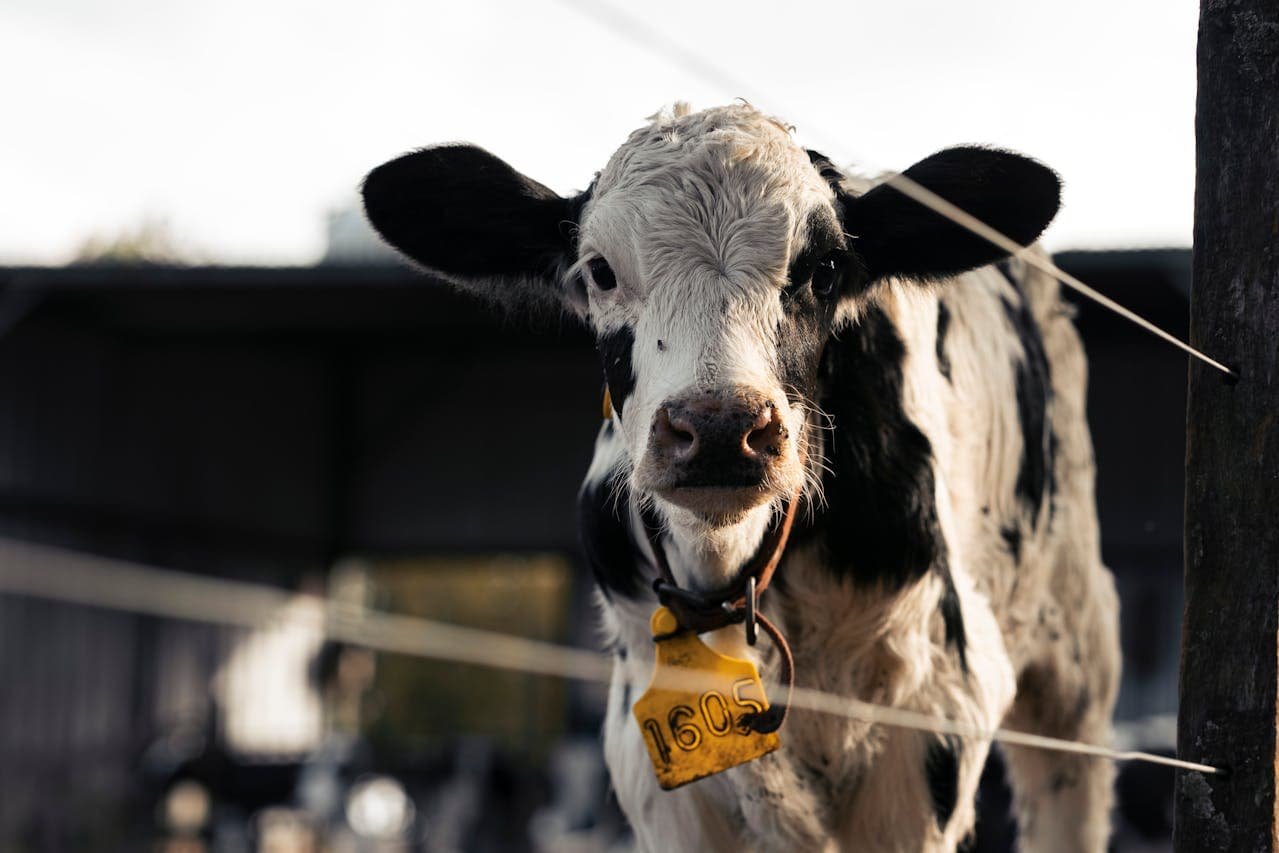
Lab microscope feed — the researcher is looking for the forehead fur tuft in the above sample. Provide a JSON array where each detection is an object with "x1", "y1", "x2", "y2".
[
  {"x1": 592, "y1": 103, "x2": 832, "y2": 217},
  {"x1": 577, "y1": 104, "x2": 841, "y2": 295}
]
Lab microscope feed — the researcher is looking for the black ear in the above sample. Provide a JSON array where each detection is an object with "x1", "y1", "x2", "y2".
[
  {"x1": 361, "y1": 145, "x2": 586, "y2": 312},
  {"x1": 840, "y1": 147, "x2": 1060, "y2": 282}
]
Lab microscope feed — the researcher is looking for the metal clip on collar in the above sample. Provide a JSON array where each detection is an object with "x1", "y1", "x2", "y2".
[{"x1": 740, "y1": 576, "x2": 757, "y2": 646}]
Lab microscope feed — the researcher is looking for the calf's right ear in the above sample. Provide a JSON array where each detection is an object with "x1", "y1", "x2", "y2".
[
  {"x1": 840, "y1": 146, "x2": 1061, "y2": 283},
  {"x1": 362, "y1": 145, "x2": 587, "y2": 315}
]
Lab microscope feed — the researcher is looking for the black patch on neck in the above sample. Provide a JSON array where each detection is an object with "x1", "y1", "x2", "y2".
[
  {"x1": 578, "y1": 467, "x2": 643, "y2": 599},
  {"x1": 597, "y1": 326, "x2": 636, "y2": 417},
  {"x1": 794, "y1": 305, "x2": 967, "y2": 670},
  {"x1": 926, "y1": 736, "x2": 962, "y2": 829},
  {"x1": 799, "y1": 305, "x2": 943, "y2": 588},
  {"x1": 935, "y1": 300, "x2": 953, "y2": 383},
  {"x1": 997, "y1": 263, "x2": 1055, "y2": 525}
]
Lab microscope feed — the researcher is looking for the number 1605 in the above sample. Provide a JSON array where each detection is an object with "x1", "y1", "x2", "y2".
[{"x1": 640, "y1": 678, "x2": 767, "y2": 765}]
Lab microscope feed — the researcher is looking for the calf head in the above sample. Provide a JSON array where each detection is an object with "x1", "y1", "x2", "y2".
[{"x1": 363, "y1": 104, "x2": 1059, "y2": 582}]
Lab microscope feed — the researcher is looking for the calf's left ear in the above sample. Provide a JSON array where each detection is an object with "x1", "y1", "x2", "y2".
[
  {"x1": 840, "y1": 147, "x2": 1060, "y2": 283},
  {"x1": 362, "y1": 144, "x2": 587, "y2": 315}
]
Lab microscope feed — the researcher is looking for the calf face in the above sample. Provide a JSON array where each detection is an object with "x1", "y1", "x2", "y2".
[{"x1": 363, "y1": 104, "x2": 1060, "y2": 553}]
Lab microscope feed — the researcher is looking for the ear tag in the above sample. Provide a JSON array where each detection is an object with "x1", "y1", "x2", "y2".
[
  {"x1": 602, "y1": 384, "x2": 614, "y2": 420},
  {"x1": 631, "y1": 606, "x2": 780, "y2": 790}
]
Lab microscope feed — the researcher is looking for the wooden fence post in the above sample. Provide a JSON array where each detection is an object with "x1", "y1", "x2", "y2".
[{"x1": 1177, "y1": 1, "x2": 1279, "y2": 849}]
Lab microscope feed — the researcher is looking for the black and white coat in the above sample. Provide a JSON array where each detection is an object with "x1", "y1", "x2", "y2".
[{"x1": 363, "y1": 103, "x2": 1120, "y2": 853}]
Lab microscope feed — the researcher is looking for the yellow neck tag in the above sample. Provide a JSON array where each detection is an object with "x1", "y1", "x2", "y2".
[{"x1": 631, "y1": 606, "x2": 780, "y2": 790}]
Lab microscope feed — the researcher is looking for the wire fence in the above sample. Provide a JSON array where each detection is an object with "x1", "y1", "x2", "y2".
[{"x1": 0, "y1": 536, "x2": 1220, "y2": 775}]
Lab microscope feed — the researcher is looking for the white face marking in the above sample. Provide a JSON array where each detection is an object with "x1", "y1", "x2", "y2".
[{"x1": 575, "y1": 104, "x2": 840, "y2": 558}]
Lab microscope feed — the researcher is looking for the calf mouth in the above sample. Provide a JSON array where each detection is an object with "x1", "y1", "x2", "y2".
[
  {"x1": 659, "y1": 483, "x2": 774, "y2": 523},
  {"x1": 643, "y1": 460, "x2": 799, "y2": 524}
]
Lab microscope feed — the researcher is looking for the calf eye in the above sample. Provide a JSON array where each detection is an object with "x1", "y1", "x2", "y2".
[
  {"x1": 811, "y1": 253, "x2": 844, "y2": 299},
  {"x1": 588, "y1": 257, "x2": 617, "y2": 291}
]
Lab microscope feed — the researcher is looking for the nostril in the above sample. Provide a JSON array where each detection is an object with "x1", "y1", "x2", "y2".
[
  {"x1": 653, "y1": 407, "x2": 698, "y2": 458},
  {"x1": 669, "y1": 421, "x2": 697, "y2": 458},
  {"x1": 744, "y1": 405, "x2": 786, "y2": 458}
]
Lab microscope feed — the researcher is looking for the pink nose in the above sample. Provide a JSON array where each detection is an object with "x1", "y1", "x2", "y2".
[{"x1": 649, "y1": 390, "x2": 786, "y2": 470}]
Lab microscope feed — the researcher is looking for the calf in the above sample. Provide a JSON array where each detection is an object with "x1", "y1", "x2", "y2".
[{"x1": 362, "y1": 103, "x2": 1120, "y2": 852}]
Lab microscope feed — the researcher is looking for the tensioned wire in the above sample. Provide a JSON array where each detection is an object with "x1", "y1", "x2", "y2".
[
  {"x1": 0, "y1": 537, "x2": 1221, "y2": 776},
  {"x1": 552, "y1": 0, "x2": 1236, "y2": 380}
]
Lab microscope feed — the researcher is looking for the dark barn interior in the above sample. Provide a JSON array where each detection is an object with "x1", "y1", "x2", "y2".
[{"x1": 0, "y1": 250, "x2": 1191, "y2": 850}]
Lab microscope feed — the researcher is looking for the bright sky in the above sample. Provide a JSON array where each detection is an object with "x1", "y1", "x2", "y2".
[{"x1": 0, "y1": 0, "x2": 1197, "y2": 265}]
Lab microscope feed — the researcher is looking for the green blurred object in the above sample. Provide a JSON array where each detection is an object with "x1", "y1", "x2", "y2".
[{"x1": 350, "y1": 554, "x2": 572, "y2": 754}]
